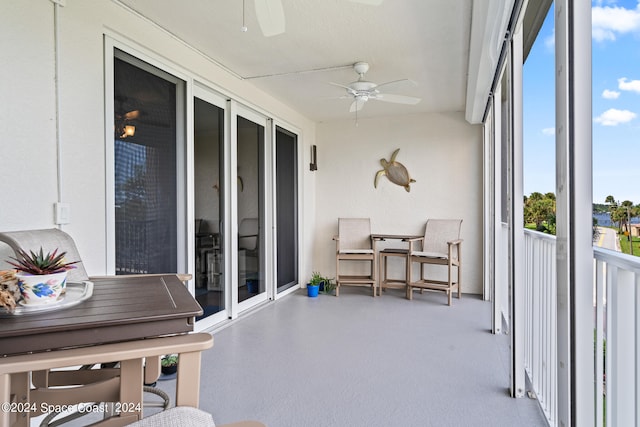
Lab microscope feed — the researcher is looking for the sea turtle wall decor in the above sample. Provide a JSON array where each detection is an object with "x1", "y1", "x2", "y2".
[{"x1": 374, "y1": 148, "x2": 416, "y2": 192}]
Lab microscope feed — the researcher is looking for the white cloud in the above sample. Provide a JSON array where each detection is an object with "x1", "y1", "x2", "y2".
[
  {"x1": 602, "y1": 89, "x2": 620, "y2": 99},
  {"x1": 542, "y1": 127, "x2": 555, "y2": 136},
  {"x1": 544, "y1": 29, "x2": 555, "y2": 50},
  {"x1": 592, "y1": 3, "x2": 640, "y2": 41},
  {"x1": 594, "y1": 108, "x2": 637, "y2": 126},
  {"x1": 618, "y1": 77, "x2": 640, "y2": 93}
]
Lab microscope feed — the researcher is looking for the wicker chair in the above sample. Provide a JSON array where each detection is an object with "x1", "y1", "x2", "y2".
[
  {"x1": 406, "y1": 219, "x2": 463, "y2": 305},
  {"x1": 334, "y1": 218, "x2": 377, "y2": 297}
]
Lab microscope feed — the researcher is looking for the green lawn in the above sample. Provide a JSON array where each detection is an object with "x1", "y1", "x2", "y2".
[{"x1": 618, "y1": 233, "x2": 640, "y2": 256}]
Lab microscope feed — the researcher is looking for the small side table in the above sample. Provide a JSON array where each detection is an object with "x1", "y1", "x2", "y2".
[
  {"x1": 379, "y1": 248, "x2": 409, "y2": 296},
  {"x1": 372, "y1": 234, "x2": 420, "y2": 296}
]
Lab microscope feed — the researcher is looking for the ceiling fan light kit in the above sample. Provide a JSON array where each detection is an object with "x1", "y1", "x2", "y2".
[{"x1": 331, "y1": 62, "x2": 422, "y2": 116}]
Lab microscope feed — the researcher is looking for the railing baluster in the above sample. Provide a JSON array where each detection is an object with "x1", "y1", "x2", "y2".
[
  {"x1": 606, "y1": 264, "x2": 614, "y2": 427},
  {"x1": 594, "y1": 259, "x2": 604, "y2": 427}
]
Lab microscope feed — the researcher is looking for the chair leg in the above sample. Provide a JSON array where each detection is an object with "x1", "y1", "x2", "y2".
[
  {"x1": 406, "y1": 257, "x2": 412, "y2": 300},
  {"x1": 335, "y1": 257, "x2": 339, "y2": 297},
  {"x1": 457, "y1": 263, "x2": 462, "y2": 299}
]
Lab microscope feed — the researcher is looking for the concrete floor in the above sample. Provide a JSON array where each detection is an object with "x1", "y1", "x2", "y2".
[
  {"x1": 37, "y1": 287, "x2": 549, "y2": 426},
  {"x1": 172, "y1": 287, "x2": 547, "y2": 427}
]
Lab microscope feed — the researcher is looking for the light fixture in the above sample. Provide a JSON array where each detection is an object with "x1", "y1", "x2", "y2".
[
  {"x1": 122, "y1": 125, "x2": 135, "y2": 138},
  {"x1": 115, "y1": 123, "x2": 136, "y2": 139},
  {"x1": 310, "y1": 145, "x2": 317, "y2": 171}
]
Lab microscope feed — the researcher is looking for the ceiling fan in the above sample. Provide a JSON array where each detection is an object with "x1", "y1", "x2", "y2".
[
  {"x1": 114, "y1": 96, "x2": 141, "y2": 138},
  {"x1": 330, "y1": 62, "x2": 421, "y2": 114},
  {"x1": 249, "y1": 0, "x2": 384, "y2": 37}
]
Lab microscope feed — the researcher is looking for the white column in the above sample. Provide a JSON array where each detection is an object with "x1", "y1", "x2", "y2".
[
  {"x1": 510, "y1": 17, "x2": 525, "y2": 399},
  {"x1": 492, "y1": 87, "x2": 503, "y2": 335},
  {"x1": 483, "y1": 111, "x2": 494, "y2": 302},
  {"x1": 555, "y1": 1, "x2": 594, "y2": 425}
]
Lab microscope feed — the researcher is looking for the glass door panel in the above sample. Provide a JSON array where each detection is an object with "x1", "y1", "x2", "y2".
[
  {"x1": 276, "y1": 126, "x2": 298, "y2": 293},
  {"x1": 237, "y1": 115, "x2": 265, "y2": 304},
  {"x1": 194, "y1": 96, "x2": 225, "y2": 321},
  {"x1": 113, "y1": 54, "x2": 180, "y2": 274}
]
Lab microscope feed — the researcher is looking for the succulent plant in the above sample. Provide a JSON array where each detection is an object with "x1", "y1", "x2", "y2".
[
  {"x1": 7, "y1": 247, "x2": 78, "y2": 275},
  {"x1": 161, "y1": 354, "x2": 178, "y2": 367}
]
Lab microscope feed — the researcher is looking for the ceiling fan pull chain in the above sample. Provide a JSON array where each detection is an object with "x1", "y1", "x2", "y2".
[{"x1": 241, "y1": 0, "x2": 248, "y2": 32}]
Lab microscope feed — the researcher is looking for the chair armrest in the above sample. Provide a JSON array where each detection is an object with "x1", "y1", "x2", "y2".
[
  {"x1": 407, "y1": 237, "x2": 423, "y2": 252},
  {"x1": 447, "y1": 240, "x2": 462, "y2": 260},
  {"x1": 370, "y1": 235, "x2": 381, "y2": 250}
]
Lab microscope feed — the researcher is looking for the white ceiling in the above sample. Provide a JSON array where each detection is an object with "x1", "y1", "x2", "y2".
[{"x1": 117, "y1": 0, "x2": 474, "y2": 123}]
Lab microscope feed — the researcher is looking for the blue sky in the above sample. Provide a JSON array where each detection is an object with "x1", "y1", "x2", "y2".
[{"x1": 523, "y1": 0, "x2": 640, "y2": 204}]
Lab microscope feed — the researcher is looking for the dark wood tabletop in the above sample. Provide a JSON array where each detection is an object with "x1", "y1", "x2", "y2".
[{"x1": 0, "y1": 275, "x2": 203, "y2": 356}]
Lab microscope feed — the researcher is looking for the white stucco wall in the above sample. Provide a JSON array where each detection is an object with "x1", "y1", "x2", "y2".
[
  {"x1": 0, "y1": 0, "x2": 316, "y2": 279},
  {"x1": 315, "y1": 112, "x2": 484, "y2": 294}
]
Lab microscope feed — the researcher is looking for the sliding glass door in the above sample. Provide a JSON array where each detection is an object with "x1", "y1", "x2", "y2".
[
  {"x1": 276, "y1": 126, "x2": 298, "y2": 293},
  {"x1": 112, "y1": 50, "x2": 183, "y2": 275},
  {"x1": 110, "y1": 42, "x2": 300, "y2": 327},
  {"x1": 193, "y1": 89, "x2": 226, "y2": 322},
  {"x1": 235, "y1": 109, "x2": 267, "y2": 308}
]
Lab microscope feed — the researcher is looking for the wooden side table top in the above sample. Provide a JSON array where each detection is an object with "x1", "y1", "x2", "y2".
[{"x1": 0, "y1": 275, "x2": 202, "y2": 356}]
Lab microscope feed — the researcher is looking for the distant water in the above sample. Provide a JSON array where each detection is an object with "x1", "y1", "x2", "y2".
[{"x1": 593, "y1": 212, "x2": 639, "y2": 227}]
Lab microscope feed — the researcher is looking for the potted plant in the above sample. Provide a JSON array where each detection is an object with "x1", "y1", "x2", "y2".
[
  {"x1": 319, "y1": 275, "x2": 336, "y2": 295},
  {"x1": 307, "y1": 271, "x2": 323, "y2": 297},
  {"x1": 6, "y1": 247, "x2": 78, "y2": 305},
  {"x1": 161, "y1": 354, "x2": 179, "y2": 375}
]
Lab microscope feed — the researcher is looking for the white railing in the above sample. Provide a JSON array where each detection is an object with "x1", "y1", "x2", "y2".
[
  {"x1": 593, "y1": 247, "x2": 640, "y2": 427},
  {"x1": 523, "y1": 229, "x2": 640, "y2": 427},
  {"x1": 523, "y1": 229, "x2": 557, "y2": 426}
]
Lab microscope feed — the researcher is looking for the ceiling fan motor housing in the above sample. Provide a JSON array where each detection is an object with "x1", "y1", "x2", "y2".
[{"x1": 353, "y1": 61, "x2": 370, "y2": 75}]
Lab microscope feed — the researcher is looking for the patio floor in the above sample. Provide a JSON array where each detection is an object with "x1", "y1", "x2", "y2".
[
  {"x1": 40, "y1": 287, "x2": 548, "y2": 426},
  {"x1": 176, "y1": 287, "x2": 546, "y2": 427}
]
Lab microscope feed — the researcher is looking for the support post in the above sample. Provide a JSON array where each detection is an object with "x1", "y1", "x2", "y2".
[{"x1": 555, "y1": 1, "x2": 594, "y2": 425}]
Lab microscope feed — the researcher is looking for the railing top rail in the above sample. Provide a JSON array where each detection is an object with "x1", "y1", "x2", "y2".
[
  {"x1": 594, "y1": 246, "x2": 640, "y2": 273},
  {"x1": 523, "y1": 228, "x2": 557, "y2": 242},
  {"x1": 522, "y1": 228, "x2": 640, "y2": 273}
]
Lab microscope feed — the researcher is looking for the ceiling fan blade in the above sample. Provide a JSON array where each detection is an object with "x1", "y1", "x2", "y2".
[
  {"x1": 123, "y1": 110, "x2": 140, "y2": 121},
  {"x1": 329, "y1": 82, "x2": 352, "y2": 90},
  {"x1": 374, "y1": 79, "x2": 416, "y2": 92},
  {"x1": 348, "y1": 0, "x2": 384, "y2": 5},
  {"x1": 375, "y1": 93, "x2": 421, "y2": 105},
  {"x1": 349, "y1": 99, "x2": 366, "y2": 112},
  {"x1": 255, "y1": 0, "x2": 285, "y2": 37}
]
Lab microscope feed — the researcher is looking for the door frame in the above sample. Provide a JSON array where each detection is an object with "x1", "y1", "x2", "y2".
[
  {"x1": 230, "y1": 101, "x2": 271, "y2": 317},
  {"x1": 192, "y1": 84, "x2": 230, "y2": 328}
]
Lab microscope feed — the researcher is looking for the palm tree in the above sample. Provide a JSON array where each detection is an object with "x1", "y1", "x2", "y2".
[{"x1": 604, "y1": 195, "x2": 620, "y2": 230}]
